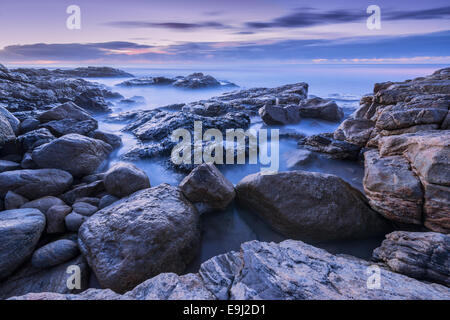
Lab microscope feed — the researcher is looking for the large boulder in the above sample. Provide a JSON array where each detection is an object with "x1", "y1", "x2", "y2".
[
  {"x1": 103, "y1": 162, "x2": 150, "y2": 198},
  {"x1": 0, "y1": 105, "x2": 20, "y2": 134},
  {"x1": 236, "y1": 171, "x2": 391, "y2": 241},
  {"x1": 179, "y1": 163, "x2": 235, "y2": 212},
  {"x1": 0, "y1": 169, "x2": 73, "y2": 199},
  {"x1": 0, "y1": 209, "x2": 46, "y2": 279},
  {"x1": 0, "y1": 113, "x2": 15, "y2": 148},
  {"x1": 258, "y1": 104, "x2": 301, "y2": 125},
  {"x1": 38, "y1": 102, "x2": 94, "y2": 122},
  {"x1": 21, "y1": 196, "x2": 66, "y2": 215},
  {"x1": 32, "y1": 134, "x2": 113, "y2": 177},
  {"x1": 78, "y1": 184, "x2": 200, "y2": 293},
  {"x1": 373, "y1": 231, "x2": 450, "y2": 287},
  {"x1": 31, "y1": 239, "x2": 80, "y2": 269},
  {"x1": 298, "y1": 97, "x2": 344, "y2": 122}
]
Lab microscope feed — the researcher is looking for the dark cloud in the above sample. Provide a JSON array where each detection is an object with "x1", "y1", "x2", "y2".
[
  {"x1": 245, "y1": 6, "x2": 450, "y2": 29},
  {"x1": 105, "y1": 21, "x2": 230, "y2": 30}
]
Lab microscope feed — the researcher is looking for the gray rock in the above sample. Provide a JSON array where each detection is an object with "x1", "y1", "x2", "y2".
[
  {"x1": 0, "y1": 105, "x2": 20, "y2": 134},
  {"x1": 0, "y1": 256, "x2": 89, "y2": 299},
  {"x1": 0, "y1": 209, "x2": 46, "y2": 279},
  {"x1": 373, "y1": 231, "x2": 450, "y2": 287},
  {"x1": 98, "y1": 194, "x2": 119, "y2": 209},
  {"x1": 21, "y1": 196, "x2": 66, "y2": 214},
  {"x1": 103, "y1": 162, "x2": 150, "y2": 198},
  {"x1": 236, "y1": 171, "x2": 391, "y2": 241},
  {"x1": 298, "y1": 97, "x2": 344, "y2": 122},
  {"x1": 38, "y1": 102, "x2": 94, "y2": 123},
  {"x1": 0, "y1": 159, "x2": 20, "y2": 173},
  {"x1": 0, "y1": 169, "x2": 73, "y2": 199},
  {"x1": 31, "y1": 240, "x2": 80, "y2": 269},
  {"x1": 62, "y1": 180, "x2": 104, "y2": 205},
  {"x1": 89, "y1": 130, "x2": 122, "y2": 149},
  {"x1": 74, "y1": 197, "x2": 99, "y2": 206},
  {"x1": 19, "y1": 117, "x2": 39, "y2": 134},
  {"x1": 299, "y1": 133, "x2": 361, "y2": 160},
  {"x1": 17, "y1": 128, "x2": 55, "y2": 152},
  {"x1": 78, "y1": 184, "x2": 200, "y2": 293},
  {"x1": 179, "y1": 163, "x2": 235, "y2": 212},
  {"x1": 4, "y1": 191, "x2": 29, "y2": 210},
  {"x1": 259, "y1": 104, "x2": 301, "y2": 125},
  {"x1": 0, "y1": 113, "x2": 15, "y2": 148},
  {"x1": 65, "y1": 212, "x2": 87, "y2": 232},
  {"x1": 32, "y1": 134, "x2": 113, "y2": 177},
  {"x1": 285, "y1": 149, "x2": 315, "y2": 168},
  {"x1": 41, "y1": 119, "x2": 98, "y2": 137},
  {"x1": 72, "y1": 202, "x2": 97, "y2": 217},
  {"x1": 46, "y1": 205, "x2": 72, "y2": 234}
]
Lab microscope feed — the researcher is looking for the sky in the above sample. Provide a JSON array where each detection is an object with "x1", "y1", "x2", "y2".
[{"x1": 0, "y1": 0, "x2": 449, "y2": 65}]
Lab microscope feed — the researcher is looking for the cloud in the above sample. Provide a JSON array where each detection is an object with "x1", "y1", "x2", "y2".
[
  {"x1": 245, "y1": 6, "x2": 450, "y2": 29},
  {"x1": 105, "y1": 21, "x2": 230, "y2": 30}
]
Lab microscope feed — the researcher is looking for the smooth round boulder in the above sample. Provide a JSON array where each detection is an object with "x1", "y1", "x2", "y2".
[
  {"x1": 0, "y1": 209, "x2": 46, "y2": 279},
  {"x1": 0, "y1": 169, "x2": 73, "y2": 199},
  {"x1": 72, "y1": 202, "x2": 97, "y2": 217},
  {"x1": 4, "y1": 191, "x2": 28, "y2": 210},
  {"x1": 65, "y1": 212, "x2": 87, "y2": 232},
  {"x1": 31, "y1": 240, "x2": 79, "y2": 269},
  {"x1": 21, "y1": 196, "x2": 65, "y2": 214},
  {"x1": 78, "y1": 184, "x2": 200, "y2": 293},
  {"x1": 46, "y1": 205, "x2": 72, "y2": 234},
  {"x1": 32, "y1": 134, "x2": 113, "y2": 177},
  {"x1": 103, "y1": 162, "x2": 150, "y2": 198},
  {"x1": 236, "y1": 170, "x2": 392, "y2": 241}
]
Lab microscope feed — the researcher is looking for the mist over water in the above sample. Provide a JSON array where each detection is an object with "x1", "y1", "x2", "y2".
[{"x1": 90, "y1": 63, "x2": 445, "y2": 270}]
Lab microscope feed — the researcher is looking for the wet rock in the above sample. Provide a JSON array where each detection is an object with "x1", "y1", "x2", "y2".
[
  {"x1": 72, "y1": 202, "x2": 97, "y2": 217},
  {"x1": 17, "y1": 128, "x2": 55, "y2": 152},
  {"x1": 0, "y1": 209, "x2": 46, "y2": 279},
  {"x1": 179, "y1": 163, "x2": 235, "y2": 212},
  {"x1": 236, "y1": 171, "x2": 391, "y2": 241},
  {"x1": 373, "y1": 231, "x2": 450, "y2": 287},
  {"x1": 46, "y1": 205, "x2": 72, "y2": 234},
  {"x1": 4, "y1": 191, "x2": 29, "y2": 210},
  {"x1": 21, "y1": 196, "x2": 66, "y2": 214},
  {"x1": 19, "y1": 117, "x2": 39, "y2": 133},
  {"x1": 31, "y1": 240, "x2": 80, "y2": 269},
  {"x1": 62, "y1": 180, "x2": 104, "y2": 205},
  {"x1": 259, "y1": 104, "x2": 301, "y2": 125},
  {"x1": 285, "y1": 149, "x2": 315, "y2": 168},
  {"x1": 74, "y1": 197, "x2": 99, "y2": 206},
  {"x1": 0, "y1": 113, "x2": 15, "y2": 149},
  {"x1": 363, "y1": 150, "x2": 423, "y2": 225},
  {"x1": 78, "y1": 184, "x2": 200, "y2": 293},
  {"x1": 103, "y1": 162, "x2": 150, "y2": 198},
  {"x1": 334, "y1": 118, "x2": 375, "y2": 147},
  {"x1": 38, "y1": 102, "x2": 94, "y2": 123},
  {"x1": 98, "y1": 194, "x2": 119, "y2": 209},
  {"x1": 32, "y1": 134, "x2": 113, "y2": 177},
  {"x1": 0, "y1": 169, "x2": 73, "y2": 199},
  {"x1": 65, "y1": 212, "x2": 87, "y2": 232},
  {"x1": 0, "y1": 105, "x2": 20, "y2": 134},
  {"x1": 89, "y1": 130, "x2": 122, "y2": 149},
  {"x1": 299, "y1": 133, "x2": 361, "y2": 160},
  {"x1": 0, "y1": 256, "x2": 89, "y2": 299},
  {"x1": 0, "y1": 159, "x2": 20, "y2": 172},
  {"x1": 41, "y1": 119, "x2": 98, "y2": 137},
  {"x1": 298, "y1": 97, "x2": 344, "y2": 122}
]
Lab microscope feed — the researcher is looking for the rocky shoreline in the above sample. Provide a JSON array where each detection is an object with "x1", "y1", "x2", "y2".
[{"x1": 0, "y1": 64, "x2": 448, "y2": 300}]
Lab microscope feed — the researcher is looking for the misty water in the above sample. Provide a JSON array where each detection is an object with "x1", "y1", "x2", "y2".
[{"x1": 88, "y1": 64, "x2": 444, "y2": 270}]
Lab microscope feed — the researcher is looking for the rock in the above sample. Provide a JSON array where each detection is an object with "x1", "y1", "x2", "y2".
[
  {"x1": 89, "y1": 130, "x2": 122, "y2": 149},
  {"x1": 46, "y1": 205, "x2": 72, "y2": 234},
  {"x1": 11, "y1": 239, "x2": 450, "y2": 300},
  {"x1": 31, "y1": 240, "x2": 80, "y2": 269},
  {"x1": 78, "y1": 184, "x2": 200, "y2": 293},
  {"x1": 73, "y1": 89, "x2": 111, "y2": 113},
  {"x1": 103, "y1": 162, "x2": 150, "y2": 198},
  {"x1": 298, "y1": 97, "x2": 344, "y2": 122},
  {"x1": 62, "y1": 180, "x2": 104, "y2": 205},
  {"x1": 0, "y1": 256, "x2": 89, "y2": 299},
  {"x1": 21, "y1": 196, "x2": 66, "y2": 214},
  {"x1": 98, "y1": 194, "x2": 119, "y2": 209},
  {"x1": 0, "y1": 169, "x2": 73, "y2": 199},
  {"x1": 373, "y1": 231, "x2": 450, "y2": 287},
  {"x1": 363, "y1": 150, "x2": 423, "y2": 225},
  {"x1": 41, "y1": 119, "x2": 98, "y2": 137},
  {"x1": 0, "y1": 105, "x2": 20, "y2": 134},
  {"x1": 74, "y1": 197, "x2": 99, "y2": 206},
  {"x1": 17, "y1": 128, "x2": 55, "y2": 152},
  {"x1": 65, "y1": 212, "x2": 87, "y2": 232},
  {"x1": 0, "y1": 113, "x2": 15, "y2": 148},
  {"x1": 38, "y1": 102, "x2": 95, "y2": 123},
  {"x1": 12, "y1": 66, "x2": 133, "y2": 78},
  {"x1": 235, "y1": 171, "x2": 391, "y2": 241},
  {"x1": 285, "y1": 149, "x2": 315, "y2": 168},
  {"x1": 334, "y1": 118, "x2": 375, "y2": 147},
  {"x1": 19, "y1": 117, "x2": 39, "y2": 133},
  {"x1": 179, "y1": 163, "x2": 235, "y2": 212},
  {"x1": 32, "y1": 134, "x2": 113, "y2": 177},
  {"x1": 0, "y1": 209, "x2": 46, "y2": 279},
  {"x1": 0, "y1": 159, "x2": 20, "y2": 172},
  {"x1": 299, "y1": 133, "x2": 361, "y2": 160},
  {"x1": 4, "y1": 191, "x2": 29, "y2": 210},
  {"x1": 259, "y1": 104, "x2": 301, "y2": 125},
  {"x1": 72, "y1": 202, "x2": 97, "y2": 217}
]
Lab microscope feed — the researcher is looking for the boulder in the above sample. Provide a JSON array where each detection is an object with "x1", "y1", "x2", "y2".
[
  {"x1": 179, "y1": 163, "x2": 235, "y2": 212},
  {"x1": 0, "y1": 113, "x2": 15, "y2": 148},
  {"x1": 41, "y1": 119, "x2": 98, "y2": 137},
  {"x1": 259, "y1": 104, "x2": 301, "y2": 125},
  {"x1": 0, "y1": 159, "x2": 20, "y2": 172},
  {"x1": 285, "y1": 149, "x2": 315, "y2": 168},
  {"x1": 38, "y1": 102, "x2": 94, "y2": 122},
  {"x1": 236, "y1": 171, "x2": 391, "y2": 241},
  {"x1": 72, "y1": 202, "x2": 97, "y2": 217},
  {"x1": 17, "y1": 128, "x2": 55, "y2": 152},
  {"x1": 32, "y1": 134, "x2": 113, "y2": 177},
  {"x1": 89, "y1": 130, "x2": 122, "y2": 149},
  {"x1": 19, "y1": 118, "x2": 39, "y2": 134},
  {"x1": 65, "y1": 212, "x2": 87, "y2": 232},
  {"x1": 78, "y1": 184, "x2": 200, "y2": 293},
  {"x1": 298, "y1": 97, "x2": 344, "y2": 122},
  {"x1": 21, "y1": 196, "x2": 66, "y2": 215},
  {"x1": 4, "y1": 191, "x2": 28, "y2": 210},
  {"x1": 45, "y1": 205, "x2": 72, "y2": 234},
  {"x1": 363, "y1": 150, "x2": 423, "y2": 225},
  {"x1": 299, "y1": 133, "x2": 361, "y2": 160},
  {"x1": 31, "y1": 240, "x2": 80, "y2": 269},
  {"x1": 98, "y1": 194, "x2": 119, "y2": 209},
  {"x1": 62, "y1": 180, "x2": 104, "y2": 205},
  {"x1": 0, "y1": 209, "x2": 46, "y2": 279},
  {"x1": 0, "y1": 169, "x2": 73, "y2": 199},
  {"x1": 373, "y1": 231, "x2": 450, "y2": 287},
  {"x1": 103, "y1": 162, "x2": 150, "y2": 198},
  {"x1": 0, "y1": 105, "x2": 20, "y2": 134}
]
